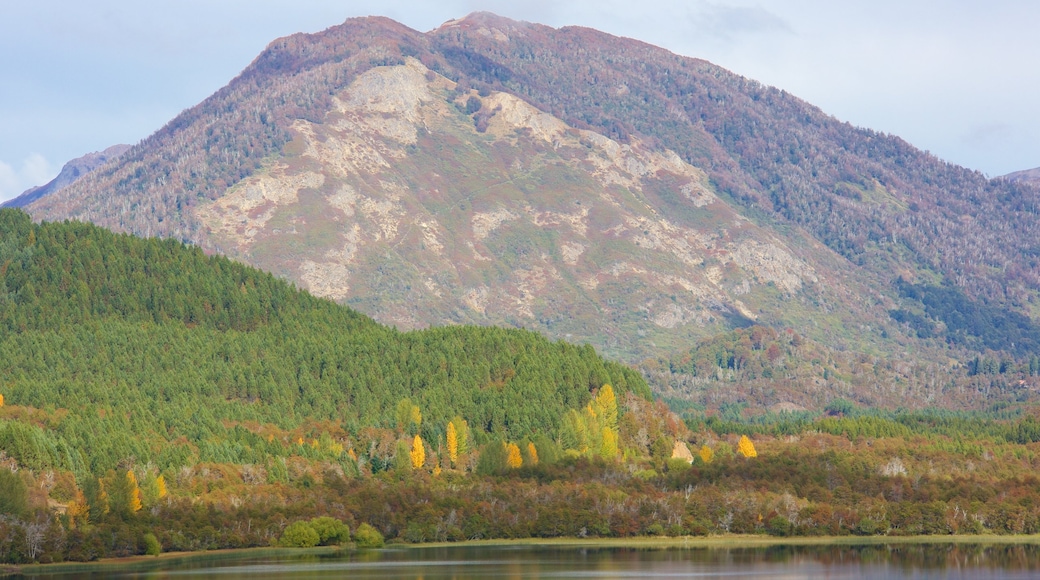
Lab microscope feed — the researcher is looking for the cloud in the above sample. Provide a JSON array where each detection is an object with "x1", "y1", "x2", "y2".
[
  {"x1": 960, "y1": 123, "x2": 1015, "y2": 149},
  {"x1": 697, "y1": 2, "x2": 792, "y2": 40},
  {"x1": 0, "y1": 154, "x2": 57, "y2": 203}
]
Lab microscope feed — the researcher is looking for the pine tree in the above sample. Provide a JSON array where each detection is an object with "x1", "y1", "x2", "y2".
[
  {"x1": 86, "y1": 477, "x2": 109, "y2": 522},
  {"x1": 397, "y1": 399, "x2": 422, "y2": 435}
]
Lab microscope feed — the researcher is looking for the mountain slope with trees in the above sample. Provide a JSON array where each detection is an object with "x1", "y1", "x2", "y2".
[
  {"x1": 0, "y1": 208, "x2": 646, "y2": 476},
  {"x1": 17, "y1": 12, "x2": 1040, "y2": 395},
  {"x1": 5, "y1": 213, "x2": 1040, "y2": 562}
]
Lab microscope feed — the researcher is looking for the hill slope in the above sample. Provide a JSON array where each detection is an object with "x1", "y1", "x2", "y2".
[
  {"x1": 21, "y1": 13, "x2": 1040, "y2": 373},
  {"x1": 0, "y1": 208, "x2": 645, "y2": 474}
]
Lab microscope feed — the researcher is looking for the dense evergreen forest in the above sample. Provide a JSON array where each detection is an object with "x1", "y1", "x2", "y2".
[
  {"x1": 6, "y1": 210, "x2": 1040, "y2": 565},
  {"x1": 0, "y1": 208, "x2": 646, "y2": 473}
]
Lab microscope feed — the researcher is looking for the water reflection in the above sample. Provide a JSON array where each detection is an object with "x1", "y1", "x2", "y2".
[{"x1": 16, "y1": 543, "x2": 1040, "y2": 579}]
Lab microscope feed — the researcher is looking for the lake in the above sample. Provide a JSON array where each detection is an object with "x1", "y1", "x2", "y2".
[{"x1": 14, "y1": 542, "x2": 1040, "y2": 579}]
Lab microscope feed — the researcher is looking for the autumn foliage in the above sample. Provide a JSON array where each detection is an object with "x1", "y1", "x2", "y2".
[{"x1": 738, "y1": 435, "x2": 757, "y2": 458}]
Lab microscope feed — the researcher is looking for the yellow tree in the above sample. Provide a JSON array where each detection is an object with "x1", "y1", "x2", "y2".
[
  {"x1": 142, "y1": 471, "x2": 169, "y2": 506},
  {"x1": 600, "y1": 427, "x2": 619, "y2": 460},
  {"x1": 447, "y1": 421, "x2": 458, "y2": 467},
  {"x1": 526, "y1": 442, "x2": 539, "y2": 466},
  {"x1": 127, "y1": 471, "x2": 143, "y2": 512},
  {"x1": 592, "y1": 385, "x2": 618, "y2": 431},
  {"x1": 698, "y1": 445, "x2": 715, "y2": 464},
  {"x1": 583, "y1": 404, "x2": 605, "y2": 454},
  {"x1": 410, "y1": 435, "x2": 426, "y2": 469},
  {"x1": 450, "y1": 417, "x2": 470, "y2": 457},
  {"x1": 156, "y1": 475, "x2": 167, "y2": 499},
  {"x1": 66, "y1": 489, "x2": 89, "y2": 529},
  {"x1": 505, "y1": 442, "x2": 523, "y2": 469},
  {"x1": 0, "y1": 393, "x2": 4, "y2": 408},
  {"x1": 737, "y1": 435, "x2": 757, "y2": 458}
]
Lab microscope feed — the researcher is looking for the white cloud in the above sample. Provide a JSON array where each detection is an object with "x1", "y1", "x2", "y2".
[{"x1": 0, "y1": 154, "x2": 57, "y2": 203}]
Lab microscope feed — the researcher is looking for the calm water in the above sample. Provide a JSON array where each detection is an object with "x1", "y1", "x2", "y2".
[{"x1": 16, "y1": 543, "x2": 1040, "y2": 579}]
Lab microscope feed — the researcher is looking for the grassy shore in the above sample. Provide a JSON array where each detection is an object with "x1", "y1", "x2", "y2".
[
  {"x1": 413, "y1": 534, "x2": 1040, "y2": 550},
  {"x1": 5, "y1": 546, "x2": 342, "y2": 577},
  {"x1": 7, "y1": 534, "x2": 1040, "y2": 576}
]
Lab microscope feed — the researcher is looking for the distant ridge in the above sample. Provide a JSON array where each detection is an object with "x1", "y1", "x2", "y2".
[
  {"x1": 1003, "y1": 167, "x2": 1040, "y2": 185},
  {"x1": 1, "y1": 144, "x2": 130, "y2": 208}
]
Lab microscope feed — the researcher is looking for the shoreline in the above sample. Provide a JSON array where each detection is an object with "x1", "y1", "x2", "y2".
[
  {"x1": 410, "y1": 534, "x2": 1040, "y2": 550},
  {"x1": 7, "y1": 534, "x2": 1040, "y2": 576},
  {"x1": 5, "y1": 546, "x2": 342, "y2": 577}
]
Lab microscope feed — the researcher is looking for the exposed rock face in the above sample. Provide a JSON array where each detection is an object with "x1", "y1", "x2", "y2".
[
  {"x1": 671, "y1": 441, "x2": 694, "y2": 463},
  {"x1": 2, "y1": 145, "x2": 130, "y2": 209},
  {"x1": 193, "y1": 59, "x2": 827, "y2": 360}
]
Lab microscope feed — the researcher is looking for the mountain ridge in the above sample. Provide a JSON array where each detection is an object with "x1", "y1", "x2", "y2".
[
  {"x1": 1004, "y1": 167, "x2": 1040, "y2": 185},
  {"x1": 2, "y1": 144, "x2": 130, "y2": 209},
  {"x1": 19, "y1": 13, "x2": 1040, "y2": 386}
]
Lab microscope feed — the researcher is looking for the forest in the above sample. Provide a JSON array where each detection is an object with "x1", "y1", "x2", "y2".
[{"x1": 3, "y1": 210, "x2": 1040, "y2": 565}]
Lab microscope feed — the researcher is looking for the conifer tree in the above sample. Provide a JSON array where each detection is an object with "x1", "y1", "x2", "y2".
[
  {"x1": 397, "y1": 399, "x2": 422, "y2": 435},
  {"x1": 449, "y1": 416, "x2": 470, "y2": 459},
  {"x1": 86, "y1": 477, "x2": 109, "y2": 522}
]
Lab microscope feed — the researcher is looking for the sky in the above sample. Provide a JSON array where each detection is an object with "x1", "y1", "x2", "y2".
[{"x1": 2, "y1": 0, "x2": 1038, "y2": 202}]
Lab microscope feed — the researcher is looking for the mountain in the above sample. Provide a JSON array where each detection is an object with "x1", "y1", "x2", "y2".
[
  {"x1": 1, "y1": 144, "x2": 130, "y2": 209},
  {"x1": 1004, "y1": 167, "x2": 1040, "y2": 186},
  {"x1": 19, "y1": 14, "x2": 1040, "y2": 403}
]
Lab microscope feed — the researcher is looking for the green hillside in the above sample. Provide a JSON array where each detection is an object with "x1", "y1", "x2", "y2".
[
  {"x1": 6, "y1": 211, "x2": 1040, "y2": 563},
  {"x1": 0, "y1": 208, "x2": 646, "y2": 475}
]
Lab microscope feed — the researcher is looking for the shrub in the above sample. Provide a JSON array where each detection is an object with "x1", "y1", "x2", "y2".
[
  {"x1": 309, "y1": 516, "x2": 350, "y2": 545},
  {"x1": 665, "y1": 458, "x2": 692, "y2": 473},
  {"x1": 766, "y1": 516, "x2": 793, "y2": 537},
  {"x1": 143, "y1": 533, "x2": 161, "y2": 556},
  {"x1": 280, "y1": 521, "x2": 320, "y2": 548},
  {"x1": 354, "y1": 523, "x2": 385, "y2": 548}
]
